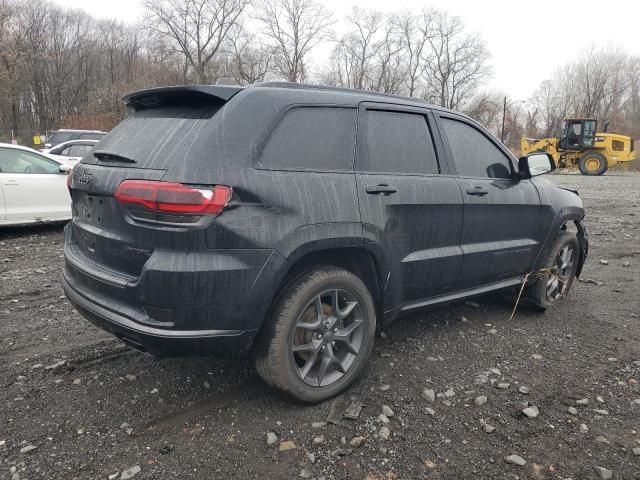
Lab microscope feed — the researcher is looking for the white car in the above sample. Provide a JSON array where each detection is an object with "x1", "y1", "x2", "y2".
[
  {"x1": 43, "y1": 139, "x2": 98, "y2": 167},
  {"x1": 0, "y1": 143, "x2": 71, "y2": 226}
]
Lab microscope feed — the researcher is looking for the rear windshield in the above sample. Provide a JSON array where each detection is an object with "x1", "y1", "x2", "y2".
[{"x1": 83, "y1": 104, "x2": 221, "y2": 169}]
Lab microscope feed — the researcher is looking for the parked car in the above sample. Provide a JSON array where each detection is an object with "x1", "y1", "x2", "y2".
[
  {"x1": 0, "y1": 143, "x2": 71, "y2": 226},
  {"x1": 44, "y1": 129, "x2": 106, "y2": 149},
  {"x1": 63, "y1": 83, "x2": 588, "y2": 402},
  {"x1": 44, "y1": 139, "x2": 99, "y2": 167}
]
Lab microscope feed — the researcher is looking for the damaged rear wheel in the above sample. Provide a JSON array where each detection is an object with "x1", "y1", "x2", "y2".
[{"x1": 527, "y1": 231, "x2": 580, "y2": 310}]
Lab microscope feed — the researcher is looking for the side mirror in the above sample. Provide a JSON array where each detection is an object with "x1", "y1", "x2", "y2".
[
  {"x1": 59, "y1": 164, "x2": 71, "y2": 174},
  {"x1": 518, "y1": 152, "x2": 555, "y2": 179}
]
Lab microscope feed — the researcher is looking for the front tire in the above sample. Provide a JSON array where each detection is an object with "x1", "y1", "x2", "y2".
[
  {"x1": 578, "y1": 152, "x2": 608, "y2": 175},
  {"x1": 254, "y1": 267, "x2": 376, "y2": 403},
  {"x1": 527, "y1": 231, "x2": 580, "y2": 310}
]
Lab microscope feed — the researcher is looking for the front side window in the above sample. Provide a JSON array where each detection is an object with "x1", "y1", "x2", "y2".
[
  {"x1": 441, "y1": 118, "x2": 512, "y2": 179},
  {"x1": 260, "y1": 107, "x2": 357, "y2": 171},
  {"x1": 362, "y1": 110, "x2": 439, "y2": 174},
  {"x1": 0, "y1": 148, "x2": 61, "y2": 174}
]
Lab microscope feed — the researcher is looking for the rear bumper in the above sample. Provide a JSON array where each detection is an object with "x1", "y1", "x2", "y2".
[{"x1": 63, "y1": 273, "x2": 257, "y2": 357}]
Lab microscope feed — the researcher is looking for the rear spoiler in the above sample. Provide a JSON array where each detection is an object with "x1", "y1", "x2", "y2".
[{"x1": 123, "y1": 85, "x2": 244, "y2": 110}]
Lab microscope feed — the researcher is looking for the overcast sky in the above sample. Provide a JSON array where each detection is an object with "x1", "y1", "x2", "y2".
[{"x1": 53, "y1": 0, "x2": 640, "y2": 101}]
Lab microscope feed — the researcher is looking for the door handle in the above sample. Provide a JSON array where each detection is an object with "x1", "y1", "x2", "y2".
[
  {"x1": 466, "y1": 186, "x2": 489, "y2": 196},
  {"x1": 365, "y1": 184, "x2": 398, "y2": 196}
]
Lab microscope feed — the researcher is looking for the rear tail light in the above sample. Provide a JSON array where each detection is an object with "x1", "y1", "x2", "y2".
[{"x1": 114, "y1": 180, "x2": 232, "y2": 217}]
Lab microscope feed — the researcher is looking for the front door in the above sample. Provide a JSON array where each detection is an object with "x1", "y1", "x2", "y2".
[
  {"x1": 355, "y1": 105, "x2": 463, "y2": 309},
  {"x1": 437, "y1": 114, "x2": 543, "y2": 290}
]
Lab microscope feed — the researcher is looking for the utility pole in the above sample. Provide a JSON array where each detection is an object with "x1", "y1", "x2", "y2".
[{"x1": 501, "y1": 96, "x2": 507, "y2": 143}]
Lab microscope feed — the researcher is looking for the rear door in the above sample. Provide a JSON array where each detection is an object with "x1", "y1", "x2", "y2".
[
  {"x1": 436, "y1": 113, "x2": 542, "y2": 289},
  {"x1": 0, "y1": 147, "x2": 70, "y2": 223},
  {"x1": 355, "y1": 103, "x2": 463, "y2": 309}
]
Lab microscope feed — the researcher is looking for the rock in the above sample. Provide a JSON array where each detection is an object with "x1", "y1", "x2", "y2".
[
  {"x1": 465, "y1": 300, "x2": 480, "y2": 308},
  {"x1": 496, "y1": 383, "x2": 510, "y2": 390},
  {"x1": 594, "y1": 435, "x2": 610, "y2": 445},
  {"x1": 203, "y1": 380, "x2": 211, "y2": 390},
  {"x1": 279, "y1": 440, "x2": 297, "y2": 451},
  {"x1": 311, "y1": 421, "x2": 327, "y2": 429},
  {"x1": 599, "y1": 259, "x2": 609, "y2": 265},
  {"x1": 489, "y1": 367, "x2": 501, "y2": 375},
  {"x1": 576, "y1": 398, "x2": 589, "y2": 405},
  {"x1": 125, "y1": 428, "x2": 134, "y2": 436},
  {"x1": 568, "y1": 407, "x2": 578, "y2": 415},
  {"x1": 299, "y1": 469, "x2": 313, "y2": 479},
  {"x1": 44, "y1": 360, "x2": 66, "y2": 371},
  {"x1": 580, "y1": 423, "x2": 589, "y2": 433},
  {"x1": 593, "y1": 466, "x2": 612, "y2": 479},
  {"x1": 120, "y1": 422, "x2": 130, "y2": 430},
  {"x1": 20, "y1": 445, "x2": 37, "y2": 454},
  {"x1": 504, "y1": 454, "x2": 527, "y2": 466},
  {"x1": 479, "y1": 420, "x2": 496, "y2": 433},
  {"x1": 632, "y1": 447, "x2": 640, "y2": 456},
  {"x1": 596, "y1": 396, "x2": 605, "y2": 404},
  {"x1": 594, "y1": 409, "x2": 609, "y2": 415},
  {"x1": 30, "y1": 363, "x2": 43, "y2": 370},
  {"x1": 632, "y1": 399, "x2": 640, "y2": 406},
  {"x1": 266, "y1": 431, "x2": 278, "y2": 445},
  {"x1": 488, "y1": 329, "x2": 498, "y2": 335},
  {"x1": 72, "y1": 378, "x2": 81, "y2": 385},
  {"x1": 422, "y1": 388, "x2": 436, "y2": 403},
  {"x1": 522, "y1": 406, "x2": 540, "y2": 418},
  {"x1": 349, "y1": 436, "x2": 365, "y2": 448},
  {"x1": 474, "y1": 396, "x2": 488, "y2": 406},
  {"x1": 460, "y1": 316, "x2": 469, "y2": 323},
  {"x1": 312, "y1": 436, "x2": 324, "y2": 446},
  {"x1": 379, "y1": 426, "x2": 390, "y2": 440},
  {"x1": 382, "y1": 405, "x2": 394, "y2": 417},
  {"x1": 425, "y1": 407, "x2": 435, "y2": 416},
  {"x1": 377, "y1": 414, "x2": 390, "y2": 424},
  {"x1": 120, "y1": 465, "x2": 141, "y2": 479},
  {"x1": 125, "y1": 374, "x2": 137, "y2": 382},
  {"x1": 518, "y1": 386, "x2": 530, "y2": 394},
  {"x1": 444, "y1": 388, "x2": 455, "y2": 398},
  {"x1": 622, "y1": 261, "x2": 631, "y2": 267},
  {"x1": 442, "y1": 400, "x2": 452, "y2": 407},
  {"x1": 108, "y1": 474, "x2": 119, "y2": 480},
  {"x1": 531, "y1": 354, "x2": 542, "y2": 360},
  {"x1": 380, "y1": 384, "x2": 390, "y2": 391}
]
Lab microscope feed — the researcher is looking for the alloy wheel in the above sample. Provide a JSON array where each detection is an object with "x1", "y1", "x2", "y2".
[
  {"x1": 290, "y1": 289, "x2": 365, "y2": 387},
  {"x1": 546, "y1": 244, "x2": 575, "y2": 302}
]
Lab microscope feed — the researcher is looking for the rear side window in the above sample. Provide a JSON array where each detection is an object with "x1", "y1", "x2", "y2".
[
  {"x1": 441, "y1": 118, "x2": 512, "y2": 179},
  {"x1": 260, "y1": 107, "x2": 357, "y2": 171},
  {"x1": 363, "y1": 110, "x2": 438, "y2": 174}
]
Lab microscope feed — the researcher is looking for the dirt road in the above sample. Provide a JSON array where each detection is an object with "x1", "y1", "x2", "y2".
[{"x1": 1, "y1": 174, "x2": 639, "y2": 480}]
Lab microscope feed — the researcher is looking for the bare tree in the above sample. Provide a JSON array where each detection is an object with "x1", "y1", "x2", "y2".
[
  {"x1": 143, "y1": 0, "x2": 250, "y2": 83},
  {"x1": 392, "y1": 11, "x2": 426, "y2": 97},
  {"x1": 256, "y1": 0, "x2": 333, "y2": 82},
  {"x1": 226, "y1": 24, "x2": 275, "y2": 84},
  {"x1": 421, "y1": 9, "x2": 490, "y2": 110}
]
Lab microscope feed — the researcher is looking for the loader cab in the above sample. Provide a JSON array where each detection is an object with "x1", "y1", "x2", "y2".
[{"x1": 558, "y1": 118, "x2": 597, "y2": 151}]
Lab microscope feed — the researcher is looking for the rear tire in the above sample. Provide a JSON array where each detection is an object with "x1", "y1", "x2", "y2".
[
  {"x1": 527, "y1": 231, "x2": 580, "y2": 310},
  {"x1": 254, "y1": 266, "x2": 376, "y2": 403},
  {"x1": 578, "y1": 152, "x2": 607, "y2": 175}
]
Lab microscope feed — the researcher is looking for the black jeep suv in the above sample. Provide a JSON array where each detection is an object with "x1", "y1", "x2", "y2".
[{"x1": 63, "y1": 83, "x2": 588, "y2": 402}]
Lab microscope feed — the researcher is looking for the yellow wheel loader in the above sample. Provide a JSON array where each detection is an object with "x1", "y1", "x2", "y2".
[{"x1": 521, "y1": 118, "x2": 636, "y2": 175}]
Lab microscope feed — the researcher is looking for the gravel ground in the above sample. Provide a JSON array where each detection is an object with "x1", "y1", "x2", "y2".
[{"x1": 1, "y1": 173, "x2": 639, "y2": 480}]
